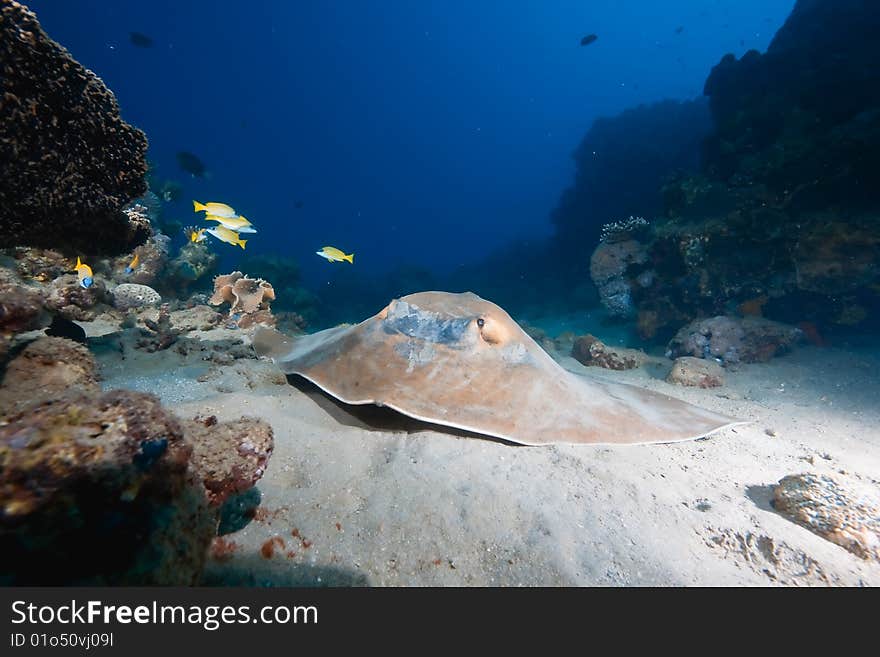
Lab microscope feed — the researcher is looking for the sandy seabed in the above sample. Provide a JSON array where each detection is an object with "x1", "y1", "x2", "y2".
[{"x1": 95, "y1": 327, "x2": 880, "y2": 587}]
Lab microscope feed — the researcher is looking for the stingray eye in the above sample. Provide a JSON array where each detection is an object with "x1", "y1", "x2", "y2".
[{"x1": 476, "y1": 317, "x2": 485, "y2": 328}]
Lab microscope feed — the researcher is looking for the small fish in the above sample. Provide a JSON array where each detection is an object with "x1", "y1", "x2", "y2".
[
  {"x1": 177, "y1": 151, "x2": 207, "y2": 178},
  {"x1": 193, "y1": 200, "x2": 241, "y2": 218},
  {"x1": 675, "y1": 26, "x2": 684, "y2": 34},
  {"x1": 124, "y1": 252, "x2": 140, "y2": 274},
  {"x1": 316, "y1": 246, "x2": 354, "y2": 264},
  {"x1": 184, "y1": 226, "x2": 207, "y2": 243},
  {"x1": 129, "y1": 31, "x2": 154, "y2": 48},
  {"x1": 74, "y1": 256, "x2": 93, "y2": 289},
  {"x1": 580, "y1": 33, "x2": 598, "y2": 46},
  {"x1": 204, "y1": 213, "x2": 257, "y2": 233},
  {"x1": 205, "y1": 226, "x2": 247, "y2": 249}
]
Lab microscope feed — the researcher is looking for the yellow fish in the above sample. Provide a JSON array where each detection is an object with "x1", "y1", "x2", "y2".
[
  {"x1": 316, "y1": 246, "x2": 354, "y2": 263},
  {"x1": 74, "y1": 256, "x2": 94, "y2": 289},
  {"x1": 193, "y1": 200, "x2": 240, "y2": 218},
  {"x1": 205, "y1": 213, "x2": 256, "y2": 233},
  {"x1": 205, "y1": 225, "x2": 247, "y2": 249},
  {"x1": 184, "y1": 226, "x2": 207, "y2": 243},
  {"x1": 124, "y1": 252, "x2": 139, "y2": 274}
]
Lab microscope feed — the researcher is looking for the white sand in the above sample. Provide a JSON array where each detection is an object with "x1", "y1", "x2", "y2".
[{"x1": 96, "y1": 330, "x2": 880, "y2": 586}]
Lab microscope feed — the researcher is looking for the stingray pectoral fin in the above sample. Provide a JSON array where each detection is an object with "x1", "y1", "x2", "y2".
[{"x1": 253, "y1": 326, "x2": 294, "y2": 361}]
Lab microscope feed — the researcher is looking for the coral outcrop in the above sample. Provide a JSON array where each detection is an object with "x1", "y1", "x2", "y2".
[
  {"x1": 163, "y1": 241, "x2": 218, "y2": 295},
  {"x1": 44, "y1": 274, "x2": 105, "y2": 321},
  {"x1": 666, "y1": 315, "x2": 801, "y2": 365},
  {"x1": 0, "y1": 0, "x2": 149, "y2": 254},
  {"x1": 210, "y1": 271, "x2": 276, "y2": 329},
  {"x1": 772, "y1": 473, "x2": 880, "y2": 562},
  {"x1": 589, "y1": 231, "x2": 650, "y2": 318}
]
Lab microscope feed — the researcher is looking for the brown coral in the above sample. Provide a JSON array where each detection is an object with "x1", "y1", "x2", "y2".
[
  {"x1": 209, "y1": 271, "x2": 275, "y2": 327},
  {"x1": 0, "y1": 0, "x2": 148, "y2": 254}
]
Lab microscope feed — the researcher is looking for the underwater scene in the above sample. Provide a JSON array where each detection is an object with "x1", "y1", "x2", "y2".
[{"x1": 0, "y1": 0, "x2": 878, "y2": 587}]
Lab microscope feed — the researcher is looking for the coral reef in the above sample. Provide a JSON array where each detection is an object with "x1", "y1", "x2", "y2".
[
  {"x1": 163, "y1": 241, "x2": 218, "y2": 295},
  {"x1": 110, "y1": 231, "x2": 170, "y2": 287},
  {"x1": 666, "y1": 315, "x2": 802, "y2": 365},
  {"x1": 0, "y1": 0, "x2": 149, "y2": 254},
  {"x1": 185, "y1": 415, "x2": 274, "y2": 507},
  {"x1": 571, "y1": 334, "x2": 646, "y2": 370},
  {"x1": 44, "y1": 274, "x2": 105, "y2": 321},
  {"x1": 111, "y1": 282, "x2": 162, "y2": 310},
  {"x1": 0, "y1": 337, "x2": 98, "y2": 415},
  {"x1": 772, "y1": 473, "x2": 880, "y2": 562},
  {"x1": 666, "y1": 356, "x2": 724, "y2": 388},
  {"x1": 606, "y1": 0, "x2": 880, "y2": 337},
  {"x1": 7, "y1": 247, "x2": 69, "y2": 282},
  {"x1": 210, "y1": 271, "x2": 276, "y2": 328}
]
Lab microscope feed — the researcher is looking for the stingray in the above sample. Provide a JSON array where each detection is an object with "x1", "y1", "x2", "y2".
[{"x1": 253, "y1": 292, "x2": 740, "y2": 446}]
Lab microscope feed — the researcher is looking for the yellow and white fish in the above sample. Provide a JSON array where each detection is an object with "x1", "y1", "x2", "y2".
[
  {"x1": 74, "y1": 256, "x2": 94, "y2": 289},
  {"x1": 124, "y1": 252, "x2": 139, "y2": 274},
  {"x1": 193, "y1": 200, "x2": 241, "y2": 218},
  {"x1": 205, "y1": 225, "x2": 247, "y2": 249},
  {"x1": 205, "y1": 213, "x2": 257, "y2": 233},
  {"x1": 184, "y1": 226, "x2": 208, "y2": 243},
  {"x1": 316, "y1": 246, "x2": 354, "y2": 264}
]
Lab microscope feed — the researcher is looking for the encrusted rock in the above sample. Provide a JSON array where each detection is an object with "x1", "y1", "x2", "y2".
[
  {"x1": 111, "y1": 283, "x2": 161, "y2": 310},
  {"x1": 0, "y1": 337, "x2": 99, "y2": 415},
  {"x1": 589, "y1": 239, "x2": 647, "y2": 318},
  {"x1": 45, "y1": 274, "x2": 104, "y2": 320},
  {"x1": 667, "y1": 315, "x2": 801, "y2": 365},
  {"x1": 0, "y1": 390, "x2": 215, "y2": 585},
  {"x1": 137, "y1": 303, "x2": 178, "y2": 352},
  {"x1": 772, "y1": 473, "x2": 880, "y2": 562},
  {"x1": 571, "y1": 334, "x2": 646, "y2": 370},
  {"x1": 666, "y1": 356, "x2": 725, "y2": 388},
  {"x1": 185, "y1": 416, "x2": 274, "y2": 506},
  {"x1": 0, "y1": 272, "x2": 49, "y2": 361}
]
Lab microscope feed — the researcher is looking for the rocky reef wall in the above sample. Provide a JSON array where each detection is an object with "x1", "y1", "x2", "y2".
[{"x1": 588, "y1": 0, "x2": 880, "y2": 340}]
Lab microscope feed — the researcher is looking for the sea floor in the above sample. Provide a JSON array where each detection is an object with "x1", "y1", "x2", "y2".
[{"x1": 94, "y1": 322, "x2": 880, "y2": 586}]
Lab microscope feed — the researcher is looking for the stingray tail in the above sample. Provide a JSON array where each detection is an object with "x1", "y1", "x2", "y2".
[{"x1": 252, "y1": 326, "x2": 293, "y2": 361}]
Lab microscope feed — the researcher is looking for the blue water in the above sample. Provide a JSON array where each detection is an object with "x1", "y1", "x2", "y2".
[{"x1": 27, "y1": 0, "x2": 793, "y2": 292}]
